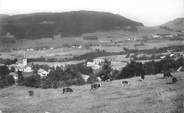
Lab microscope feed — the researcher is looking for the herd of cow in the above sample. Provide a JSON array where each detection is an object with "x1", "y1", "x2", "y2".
[
  {"x1": 63, "y1": 80, "x2": 130, "y2": 94},
  {"x1": 27, "y1": 72, "x2": 178, "y2": 95},
  {"x1": 62, "y1": 72, "x2": 178, "y2": 94}
]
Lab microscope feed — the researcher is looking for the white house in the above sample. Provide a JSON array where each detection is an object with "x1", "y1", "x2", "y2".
[
  {"x1": 81, "y1": 74, "x2": 90, "y2": 82},
  {"x1": 87, "y1": 62, "x2": 101, "y2": 70},
  {"x1": 152, "y1": 35, "x2": 161, "y2": 39},
  {"x1": 23, "y1": 66, "x2": 33, "y2": 72},
  {"x1": 86, "y1": 58, "x2": 104, "y2": 70},
  {"x1": 160, "y1": 56, "x2": 166, "y2": 59},
  {"x1": 37, "y1": 69, "x2": 51, "y2": 78}
]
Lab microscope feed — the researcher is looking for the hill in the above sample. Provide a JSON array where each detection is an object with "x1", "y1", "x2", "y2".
[
  {"x1": 160, "y1": 18, "x2": 184, "y2": 32},
  {"x1": 0, "y1": 11, "x2": 143, "y2": 39},
  {"x1": 0, "y1": 72, "x2": 183, "y2": 113}
]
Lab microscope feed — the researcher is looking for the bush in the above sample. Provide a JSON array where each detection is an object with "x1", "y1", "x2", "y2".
[
  {"x1": 22, "y1": 75, "x2": 40, "y2": 88},
  {"x1": 17, "y1": 70, "x2": 24, "y2": 85},
  {"x1": 0, "y1": 65, "x2": 14, "y2": 88}
]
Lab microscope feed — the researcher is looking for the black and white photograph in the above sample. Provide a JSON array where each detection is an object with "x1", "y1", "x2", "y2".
[{"x1": 0, "y1": 0, "x2": 184, "y2": 113}]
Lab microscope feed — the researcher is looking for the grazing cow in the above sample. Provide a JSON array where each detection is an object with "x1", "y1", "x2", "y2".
[
  {"x1": 28, "y1": 90, "x2": 34, "y2": 96},
  {"x1": 63, "y1": 87, "x2": 73, "y2": 94},
  {"x1": 172, "y1": 77, "x2": 178, "y2": 83},
  {"x1": 91, "y1": 83, "x2": 101, "y2": 90},
  {"x1": 163, "y1": 72, "x2": 173, "y2": 78},
  {"x1": 141, "y1": 74, "x2": 145, "y2": 80},
  {"x1": 122, "y1": 81, "x2": 128, "y2": 86}
]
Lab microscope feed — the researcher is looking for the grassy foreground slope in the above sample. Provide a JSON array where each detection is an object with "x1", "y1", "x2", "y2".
[{"x1": 0, "y1": 72, "x2": 184, "y2": 113}]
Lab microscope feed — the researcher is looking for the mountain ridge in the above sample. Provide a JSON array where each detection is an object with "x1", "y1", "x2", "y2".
[
  {"x1": 160, "y1": 18, "x2": 184, "y2": 32},
  {"x1": 0, "y1": 11, "x2": 143, "y2": 39}
]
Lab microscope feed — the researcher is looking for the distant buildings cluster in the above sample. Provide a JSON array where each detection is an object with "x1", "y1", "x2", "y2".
[{"x1": 86, "y1": 58, "x2": 105, "y2": 70}]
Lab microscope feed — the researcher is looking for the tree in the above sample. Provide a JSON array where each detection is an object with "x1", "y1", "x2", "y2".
[
  {"x1": 17, "y1": 70, "x2": 24, "y2": 84},
  {"x1": 118, "y1": 61, "x2": 145, "y2": 79},
  {"x1": 98, "y1": 59, "x2": 112, "y2": 81}
]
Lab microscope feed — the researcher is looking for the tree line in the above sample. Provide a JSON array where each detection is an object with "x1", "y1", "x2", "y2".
[{"x1": 0, "y1": 56, "x2": 184, "y2": 89}]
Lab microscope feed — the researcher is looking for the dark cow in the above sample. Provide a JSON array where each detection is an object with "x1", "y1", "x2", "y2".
[
  {"x1": 122, "y1": 81, "x2": 128, "y2": 85},
  {"x1": 172, "y1": 77, "x2": 178, "y2": 83},
  {"x1": 91, "y1": 83, "x2": 101, "y2": 90},
  {"x1": 141, "y1": 74, "x2": 145, "y2": 80},
  {"x1": 28, "y1": 90, "x2": 34, "y2": 96},
  {"x1": 63, "y1": 87, "x2": 73, "y2": 94},
  {"x1": 163, "y1": 72, "x2": 173, "y2": 78}
]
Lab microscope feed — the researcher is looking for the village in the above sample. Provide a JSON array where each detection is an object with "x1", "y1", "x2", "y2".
[{"x1": 0, "y1": 3, "x2": 184, "y2": 112}]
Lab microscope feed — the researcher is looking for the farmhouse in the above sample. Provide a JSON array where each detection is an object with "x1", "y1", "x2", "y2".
[
  {"x1": 86, "y1": 58, "x2": 104, "y2": 70},
  {"x1": 152, "y1": 34, "x2": 161, "y2": 39},
  {"x1": 37, "y1": 68, "x2": 51, "y2": 78},
  {"x1": 8, "y1": 53, "x2": 33, "y2": 73},
  {"x1": 81, "y1": 74, "x2": 90, "y2": 82},
  {"x1": 87, "y1": 62, "x2": 101, "y2": 70}
]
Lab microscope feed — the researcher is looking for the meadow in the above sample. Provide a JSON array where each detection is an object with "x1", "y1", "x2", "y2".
[{"x1": 0, "y1": 72, "x2": 183, "y2": 113}]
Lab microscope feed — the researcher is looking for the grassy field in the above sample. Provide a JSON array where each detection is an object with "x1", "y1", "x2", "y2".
[{"x1": 0, "y1": 72, "x2": 183, "y2": 113}]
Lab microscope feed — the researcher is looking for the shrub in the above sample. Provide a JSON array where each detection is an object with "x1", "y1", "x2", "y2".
[
  {"x1": 17, "y1": 70, "x2": 24, "y2": 85},
  {"x1": 87, "y1": 75, "x2": 98, "y2": 83},
  {"x1": 22, "y1": 75, "x2": 40, "y2": 88}
]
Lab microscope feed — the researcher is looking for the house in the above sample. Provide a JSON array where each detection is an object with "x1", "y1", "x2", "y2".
[
  {"x1": 86, "y1": 58, "x2": 104, "y2": 70},
  {"x1": 37, "y1": 68, "x2": 51, "y2": 78},
  {"x1": 160, "y1": 56, "x2": 166, "y2": 59},
  {"x1": 26, "y1": 48, "x2": 34, "y2": 51},
  {"x1": 169, "y1": 54, "x2": 175, "y2": 57},
  {"x1": 152, "y1": 35, "x2": 161, "y2": 39},
  {"x1": 81, "y1": 74, "x2": 90, "y2": 82},
  {"x1": 86, "y1": 62, "x2": 101, "y2": 70},
  {"x1": 8, "y1": 52, "x2": 33, "y2": 73},
  {"x1": 23, "y1": 66, "x2": 33, "y2": 72}
]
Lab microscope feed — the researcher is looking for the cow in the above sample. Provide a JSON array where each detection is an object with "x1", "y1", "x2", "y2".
[
  {"x1": 172, "y1": 77, "x2": 178, "y2": 83},
  {"x1": 28, "y1": 90, "x2": 34, "y2": 96},
  {"x1": 122, "y1": 81, "x2": 128, "y2": 86},
  {"x1": 91, "y1": 83, "x2": 101, "y2": 90},
  {"x1": 163, "y1": 72, "x2": 173, "y2": 78},
  {"x1": 63, "y1": 87, "x2": 73, "y2": 94},
  {"x1": 141, "y1": 74, "x2": 145, "y2": 80}
]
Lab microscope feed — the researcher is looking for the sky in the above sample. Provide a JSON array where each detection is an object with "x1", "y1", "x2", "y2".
[{"x1": 0, "y1": 0, "x2": 183, "y2": 26}]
